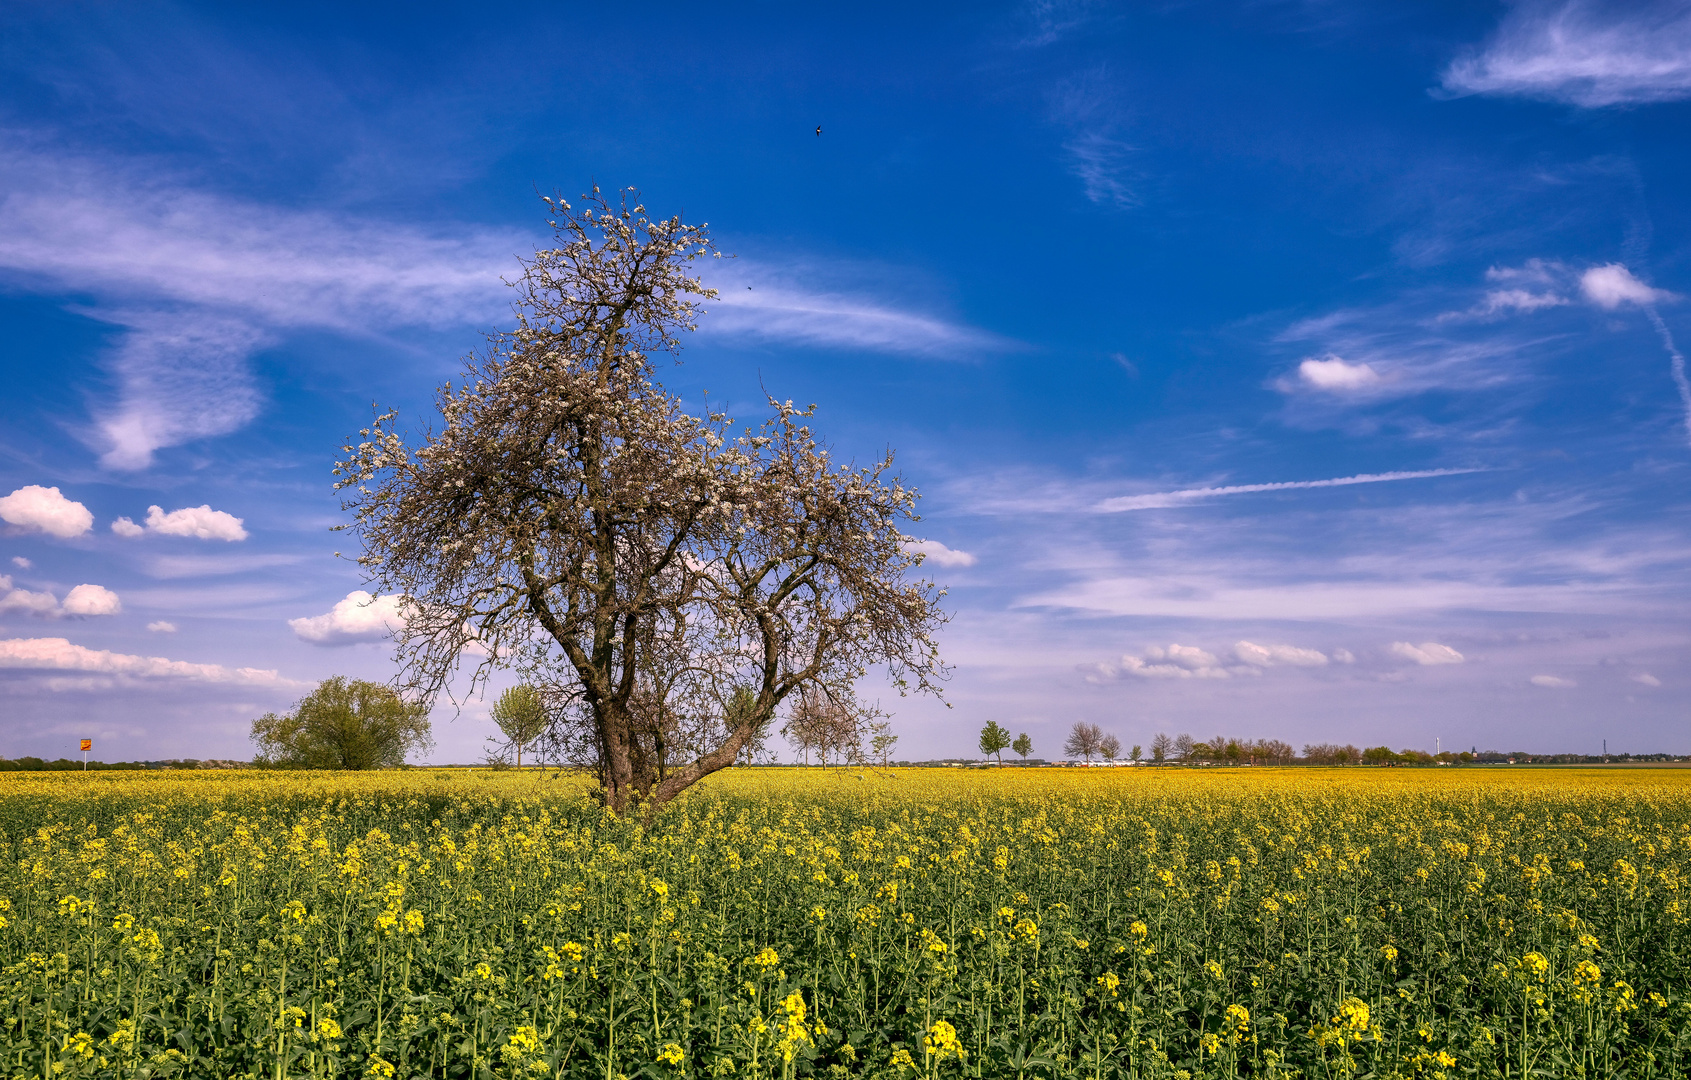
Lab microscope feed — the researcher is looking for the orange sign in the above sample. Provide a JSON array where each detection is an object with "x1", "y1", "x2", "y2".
[{"x1": 80, "y1": 740, "x2": 92, "y2": 752}]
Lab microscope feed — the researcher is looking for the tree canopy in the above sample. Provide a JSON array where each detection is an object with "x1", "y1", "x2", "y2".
[
  {"x1": 489, "y1": 684, "x2": 549, "y2": 767},
  {"x1": 978, "y1": 720, "x2": 1011, "y2": 765},
  {"x1": 335, "y1": 188, "x2": 947, "y2": 815},
  {"x1": 251, "y1": 676, "x2": 432, "y2": 769}
]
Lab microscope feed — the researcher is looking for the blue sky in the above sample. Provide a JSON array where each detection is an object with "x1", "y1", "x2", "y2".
[{"x1": 2, "y1": 0, "x2": 1689, "y2": 763}]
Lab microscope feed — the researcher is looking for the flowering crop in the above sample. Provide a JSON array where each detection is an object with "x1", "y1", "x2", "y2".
[{"x1": 3, "y1": 766, "x2": 1691, "y2": 1077}]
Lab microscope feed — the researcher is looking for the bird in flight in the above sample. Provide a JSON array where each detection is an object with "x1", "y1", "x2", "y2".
[{"x1": 815, "y1": 125, "x2": 822, "y2": 136}]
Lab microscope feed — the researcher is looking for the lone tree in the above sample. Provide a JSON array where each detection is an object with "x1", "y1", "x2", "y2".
[
  {"x1": 490, "y1": 684, "x2": 549, "y2": 767},
  {"x1": 978, "y1": 720, "x2": 1012, "y2": 765},
  {"x1": 1064, "y1": 721, "x2": 1104, "y2": 762},
  {"x1": 335, "y1": 188, "x2": 947, "y2": 816},
  {"x1": 1011, "y1": 732, "x2": 1033, "y2": 762},
  {"x1": 252, "y1": 676, "x2": 432, "y2": 769}
]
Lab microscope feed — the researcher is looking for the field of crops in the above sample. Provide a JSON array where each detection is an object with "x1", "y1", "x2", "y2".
[{"x1": 3, "y1": 766, "x2": 1690, "y2": 1079}]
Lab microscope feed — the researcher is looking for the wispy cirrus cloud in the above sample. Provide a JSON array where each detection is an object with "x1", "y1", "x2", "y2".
[
  {"x1": 1440, "y1": 1, "x2": 1691, "y2": 107},
  {"x1": 0, "y1": 140, "x2": 522, "y2": 469},
  {"x1": 0, "y1": 139, "x2": 1007, "y2": 468},
  {"x1": 1019, "y1": 0, "x2": 1103, "y2": 47},
  {"x1": 703, "y1": 262, "x2": 1011, "y2": 359},
  {"x1": 1048, "y1": 68, "x2": 1139, "y2": 210}
]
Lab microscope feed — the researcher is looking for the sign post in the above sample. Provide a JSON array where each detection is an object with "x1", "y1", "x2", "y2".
[{"x1": 80, "y1": 739, "x2": 91, "y2": 771}]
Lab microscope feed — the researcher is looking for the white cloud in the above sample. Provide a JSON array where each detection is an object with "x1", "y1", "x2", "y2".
[
  {"x1": 11, "y1": 557, "x2": 30, "y2": 569},
  {"x1": 1581, "y1": 263, "x2": 1679, "y2": 310},
  {"x1": 1332, "y1": 648, "x2": 1355, "y2": 664},
  {"x1": 1632, "y1": 672, "x2": 1661, "y2": 687},
  {"x1": 146, "y1": 621, "x2": 177, "y2": 633},
  {"x1": 1487, "y1": 259, "x2": 1563, "y2": 287},
  {"x1": 1064, "y1": 131, "x2": 1139, "y2": 210},
  {"x1": 0, "y1": 578, "x2": 61, "y2": 616},
  {"x1": 1298, "y1": 355, "x2": 1381, "y2": 391},
  {"x1": 1021, "y1": 0, "x2": 1102, "y2": 47},
  {"x1": 61, "y1": 584, "x2": 121, "y2": 616},
  {"x1": 0, "y1": 636, "x2": 296, "y2": 686},
  {"x1": 1441, "y1": 1, "x2": 1691, "y2": 107},
  {"x1": 110, "y1": 517, "x2": 145, "y2": 538},
  {"x1": 1530, "y1": 674, "x2": 1576, "y2": 688},
  {"x1": 0, "y1": 141, "x2": 1008, "y2": 466},
  {"x1": 704, "y1": 263, "x2": 1009, "y2": 359},
  {"x1": 1090, "y1": 643, "x2": 1234, "y2": 681},
  {"x1": 907, "y1": 539, "x2": 977, "y2": 568},
  {"x1": 141, "y1": 505, "x2": 248, "y2": 541},
  {"x1": 1390, "y1": 641, "x2": 1466, "y2": 666},
  {"x1": 0, "y1": 143, "x2": 522, "y2": 469},
  {"x1": 1048, "y1": 68, "x2": 1139, "y2": 211},
  {"x1": 1234, "y1": 641, "x2": 1329, "y2": 667},
  {"x1": 0, "y1": 577, "x2": 122, "y2": 618},
  {"x1": 1097, "y1": 469, "x2": 1481, "y2": 513},
  {"x1": 289, "y1": 590, "x2": 408, "y2": 645},
  {"x1": 0, "y1": 486, "x2": 94, "y2": 538},
  {"x1": 1480, "y1": 289, "x2": 1568, "y2": 314}
]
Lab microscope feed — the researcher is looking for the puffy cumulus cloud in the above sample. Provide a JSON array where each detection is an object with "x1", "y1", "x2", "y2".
[
  {"x1": 0, "y1": 637, "x2": 296, "y2": 686},
  {"x1": 1632, "y1": 672, "x2": 1662, "y2": 687},
  {"x1": 0, "y1": 486, "x2": 94, "y2": 539},
  {"x1": 1440, "y1": 1, "x2": 1691, "y2": 107},
  {"x1": 1530, "y1": 674, "x2": 1577, "y2": 688},
  {"x1": 0, "y1": 577, "x2": 61, "y2": 616},
  {"x1": 1390, "y1": 641, "x2": 1465, "y2": 666},
  {"x1": 1233, "y1": 641, "x2": 1329, "y2": 668},
  {"x1": 0, "y1": 577, "x2": 120, "y2": 618},
  {"x1": 1296, "y1": 355, "x2": 1380, "y2": 391},
  {"x1": 60, "y1": 584, "x2": 121, "y2": 616},
  {"x1": 1581, "y1": 264, "x2": 1679, "y2": 310},
  {"x1": 1088, "y1": 643, "x2": 1235, "y2": 681},
  {"x1": 146, "y1": 620, "x2": 177, "y2": 633},
  {"x1": 113, "y1": 505, "x2": 248, "y2": 542},
  {"x1": 1332, "y1": 648, "x2": 1356, "y2": 664},
  {"x1": 288, "y1": 591, "x2": 407, "y2": 645},
  {"x1": 11, "y1": 557, "x2": 30, "y2": 569},
  {"x1": 906, "y1": 539, "x2": 977, "y2": 568}
]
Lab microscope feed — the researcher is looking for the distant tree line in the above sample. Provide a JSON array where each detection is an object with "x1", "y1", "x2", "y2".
[
  {"x1": 0, "y1": 758, "x2": 248, "y2": 771},
  {"x1": 993, "y1": 725, "x2": 1686, "y2": 766}
]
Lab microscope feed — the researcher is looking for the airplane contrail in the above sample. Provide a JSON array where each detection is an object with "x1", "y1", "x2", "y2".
[
  {"x1": 1096, "y1": 468, "x2": 1485, "y2": 513},
  {"x1": 1645, "y1": 307, "x2": 1691, "y2": 447}
]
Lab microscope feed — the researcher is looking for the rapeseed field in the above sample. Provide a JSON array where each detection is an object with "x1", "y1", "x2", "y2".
[{"x1": 3, "y1": 766, "x2": 1689, "y2": 1078}]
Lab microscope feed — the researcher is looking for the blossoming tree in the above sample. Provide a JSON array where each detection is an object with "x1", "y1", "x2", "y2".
[{"x1": 334, "y1": 188, "x2": 948, "y2": 815}]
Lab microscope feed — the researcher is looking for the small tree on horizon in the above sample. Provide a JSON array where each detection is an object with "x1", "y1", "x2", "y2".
[
  {"x1": 1130, "y1": 743, "x2": 1142, "y2": 762},
  {"x1": 870, "y1": 721, "x2": 899, "y2": 767},
  {"x1": 1150, "y1": 732, "x2": 1172, "y2": 763},
  {"x1": 978, "y1": 720, "x2": 1012, "y2": 766},
  {"x1": 1012, "y1": 732, "x2": 1033, "y2": 762},
  {"x1": 1064, "y1": 721, "x2": 1104, "y2": 762},
  {"x1": 1099, "y1": 733, "x2": 1122, "y2": 762},
  {"x1": 489, "y1": 684, "x2": 549, "y2": 768}
]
